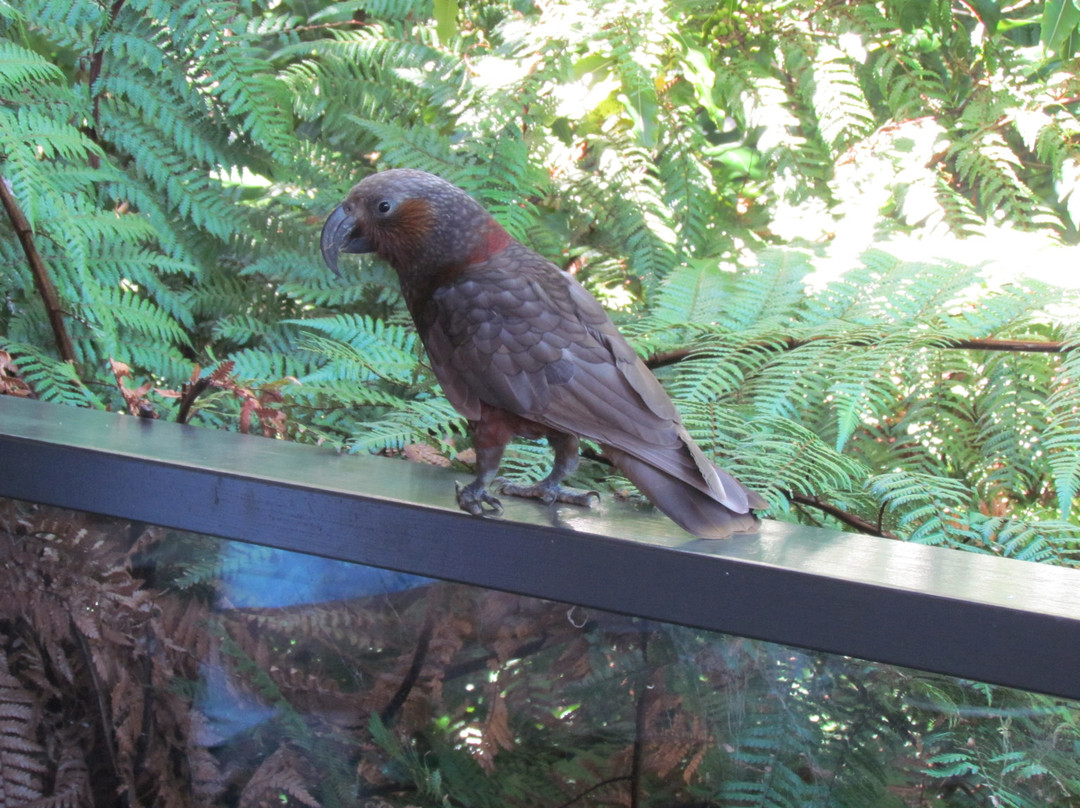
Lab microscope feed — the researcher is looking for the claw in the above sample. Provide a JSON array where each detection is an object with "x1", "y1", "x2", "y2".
[
  {"x1": 455, "y1": 480, "x2": 503, "y2": 516},
  {"x1": 494, "y1": 477, "x2": 600, "y2": 508}
]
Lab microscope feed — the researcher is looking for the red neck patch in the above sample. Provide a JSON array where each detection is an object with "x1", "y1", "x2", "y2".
[{"x1": 468, "y1": 219, "x2": 512, "y2": 265}]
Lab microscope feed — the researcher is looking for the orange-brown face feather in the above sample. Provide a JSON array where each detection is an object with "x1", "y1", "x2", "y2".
[
  {"x1": 366, "y1": 197, "x2": 437, "y2": 268},
  {"x1": 333, "y1": 169, "x2": 513, "y2": 297}
]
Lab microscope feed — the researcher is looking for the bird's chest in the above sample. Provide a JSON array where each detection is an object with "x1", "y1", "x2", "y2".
[{"x1": 423, "y1": 273, "x2": 566, "y2": 357}]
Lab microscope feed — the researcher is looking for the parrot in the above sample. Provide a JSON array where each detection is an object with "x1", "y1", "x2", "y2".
[{"x1": 321, "y1": 169, "x2": 767, "y2": 538}]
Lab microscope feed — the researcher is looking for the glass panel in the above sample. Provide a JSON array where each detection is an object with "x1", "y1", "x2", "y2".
[{"x1": 2, "y1": 495, "x2": 1077, "y2": 808}]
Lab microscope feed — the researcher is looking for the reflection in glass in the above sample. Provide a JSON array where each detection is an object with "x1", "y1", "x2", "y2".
[{"x1": 1, "y1": 496, "x2": 1077, "y2": 807}]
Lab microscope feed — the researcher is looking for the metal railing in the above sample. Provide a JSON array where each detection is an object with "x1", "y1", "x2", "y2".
[{"x1": 1, "y1": 394, "x2": 1078, "y2": 700}]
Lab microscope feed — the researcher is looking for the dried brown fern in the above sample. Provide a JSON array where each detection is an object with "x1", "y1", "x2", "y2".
[
  {"x1": 238, "y1": 743, "x2": 321, "y2": 808},
  {"x1": 0, "y1": 644, "x2": 49, "y2": 804},
  {"x1": 0, "y1": 496, "x2": 739, "y2": 806},
  {"x1": 0, "y1": 501, "x2": 219, "y2": 807},
  {"x1": 0, "y1": 349, "x2": 34, "y2": 398}
]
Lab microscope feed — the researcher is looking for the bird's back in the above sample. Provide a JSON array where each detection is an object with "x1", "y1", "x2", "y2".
[{"x1": 418, "y1": 241, "x2": 760, "y2": 513}]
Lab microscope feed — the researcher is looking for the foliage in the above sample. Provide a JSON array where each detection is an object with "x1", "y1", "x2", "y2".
[
  {"x1": 3, "y1": 0, "x2": 1080, "y2": 554},
  {"x1": 3, "y1": 0, "x2": 1080, "y2": 804},
  {"x1": 1, "y1": 0, "x2": 1078, "y2": 540},
  {"x1": 4, "y1": 499, "x2": 1080, "y2": 808}
]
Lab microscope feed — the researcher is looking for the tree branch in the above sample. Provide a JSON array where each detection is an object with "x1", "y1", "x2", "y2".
[
  {"x1": 380, "y1": 609, "x2": 434, "y2": 726},
  {"x1": 87, "y1": 0, "x2": 128, "y2": 169},
  {"x1": 0, "y1": 175, "x2": 77, "y2": 363},
  {"x1": 646, "y1": 335, "x2": 1070, "y2": 369},
  {"x1": 789, "y1": 493, "x2": 898, "y2": 539}
]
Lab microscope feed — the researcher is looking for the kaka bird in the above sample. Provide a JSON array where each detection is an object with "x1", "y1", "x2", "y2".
[{"x1": 321, "y1": 169, "x2": 767, "y2": 538}]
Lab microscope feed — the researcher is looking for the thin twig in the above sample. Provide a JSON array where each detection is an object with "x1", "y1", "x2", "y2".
[
  {"x1": 0, "y1": 175, "x2": 77, "y2": 363},
  {"x1": 646, "y1": 335, "x2": 1070, "y2": 369},
  {"x1": 790, "y1": 493, "x2": 899, "y2": 539},
  {"x1": 554, "y1": 776, "x2": 633, "y2": 808},
  {"x1": 380, "y1": 609, "x2": 434, "y2": 725},
  {"x1": 71, "y1": 617, "x2": 138, "y2": 808},
  {"x1": 175, "y1": 377, "x2": 213, "y2": 424},
  {"x1": 630, "y1": 632, "x2": 652, "y2": 808},
  {"x1": 88, "y1": 0, "x2": 128, "y2": 168}
]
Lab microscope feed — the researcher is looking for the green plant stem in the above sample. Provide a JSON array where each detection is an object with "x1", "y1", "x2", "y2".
[{"x1": 0, "y1": 175, "x2": 77, "y2": 363}]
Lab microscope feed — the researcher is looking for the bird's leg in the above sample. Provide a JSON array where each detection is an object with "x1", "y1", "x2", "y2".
[
  {"x1": 495, "y1": 433, "x2": 600, "y2": 508},
  {"x1": 456, "y1": 422, "x2": 506, "y2": 516}
]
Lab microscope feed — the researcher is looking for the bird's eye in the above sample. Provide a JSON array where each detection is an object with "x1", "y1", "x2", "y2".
[{"x1": 376, "y1": 200, "x2": 393, "y2": 215}]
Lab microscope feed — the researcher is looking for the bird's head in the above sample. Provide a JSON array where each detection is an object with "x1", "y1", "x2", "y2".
[{"x1": 320, "y1": 169, "x2": 511, "y2": 278}]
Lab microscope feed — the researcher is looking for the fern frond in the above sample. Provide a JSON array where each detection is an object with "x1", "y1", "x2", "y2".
[
  {"x1": 226, "y1": 348, "x2": 311, "y2": 382},
  {"x1": 97, "y1": 74, "x2": 235, "y2": 169},
  {"x1": 349, "y1": 395, "x2": 466, "y2": 454},
  {"x1": 100, "y1": 112, "x2": 244, "y2": 241},
  {"x1": 82, "y1": 286, "x2": 191, "y2": 348},
  {"x1": 193, "y1": 5, "x2": 296, "y2": 164},
  {"x1": 658, "y1": 126, "x2": 717, "y2": 256},
  {"x1": 867, "y1": 472, "x2": 979, "y2": 546},
  {"x1": 974, "y1": 351, "x2": 1052, "y2": 505},
  {"x1": 870, "y1": 49, "x2": 948, "y2": 119},
  {"x1": 976, "y1": 515, "x2": 1080, "y2": 565},
  {"x1": 829, "y1": 337, "x2": 907, "y2": 451},
  {"x1": 0, "y1": 648, "x2": 49, "y2": 802},
  {"x1": 806, "y1": 46, "x2": 876, "y2": 154},
  {"x1": 1044, "y1": 334, "x2": 1080, "y2": 520},
  {"x1": 3, "y1": 342, "x2": 100, "y2": 406},
  {"x1": 738, "y1": 413, "x2": 868, "y2": 498},
  {"x1": 947, "y1": 130, "x2": 1060, "y2": 232},
  {"x1": 355, "y1": 119, "x2": 464, "y2": 180},
  {"x1": 1033, "y1": 113, "x2": 1080, "y2": 229},
  {"x1": 293, "y1": 314, "x2": 421, "y2": 387},
  {"x1": 0, "y1": 40, "x2": 65, "y2": 93},
  {"x1": 715, "y1": 249, "x2": 813, "y2": 330},
  {"x1": 0, "y1": 109, "x2": 101, "y2": 229}
]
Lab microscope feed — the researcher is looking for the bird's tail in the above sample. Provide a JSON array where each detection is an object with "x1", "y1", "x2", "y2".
[{"x1": 605, "y1": 446, "x2": 764, "y2": 539}]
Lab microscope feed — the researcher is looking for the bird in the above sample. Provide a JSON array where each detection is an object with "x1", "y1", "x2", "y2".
[{"x1": 320, "y1": 169, "x2": 767, "y2": 538}]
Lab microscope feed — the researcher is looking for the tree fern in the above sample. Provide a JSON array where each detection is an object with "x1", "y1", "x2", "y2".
[
  {"x1": 5, "y1": 2, "x2": 1080, "y2": 806},
  {"x1": 2, "y1": 0, "x2": 1077, "y2": 547},
  {"x1": 947, "y1": 130, "x2": 1059, "y2": 232},
  {"x1": 2, "y1": 343, "x2": 97, "y2": 407},
  {"x1": 868, "y1": 472, "x2": 981, "y2": 547},
  {"x1": 294, "y1": 315, "x2": 421, "y2": 387},
  {"x1": 1044, "y1": 329, "x2": 1080, "y2": 520}
]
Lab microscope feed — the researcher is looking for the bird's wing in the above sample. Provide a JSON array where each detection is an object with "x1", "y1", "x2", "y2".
[{"x1": 419, "y1": 243, "x2": 751, "y2": 508}]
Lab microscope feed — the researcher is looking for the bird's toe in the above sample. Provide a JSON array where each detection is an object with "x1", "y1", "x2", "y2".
[
  {"x1": 557, "y1": 488, "x2": 600, "y2": 508},
  {"x1": 494, "y1": 477, "x2": 600, "y2": 509},
  {"x1": 455, "y1": 480, "x2": 503, "y2": 516}
]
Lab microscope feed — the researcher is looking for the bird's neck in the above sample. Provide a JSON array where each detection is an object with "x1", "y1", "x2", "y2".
[
  {"x1": 397, "y1": 217, "x2": 512, "y2": 316},
  {"x1": 466, "y1": 218, "x2": 512, "y2": 264}
]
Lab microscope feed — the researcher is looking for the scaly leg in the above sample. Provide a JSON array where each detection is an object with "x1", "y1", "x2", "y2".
[
  {"x1": 456, "y1": 421, "x2": 507, "y2": 516},
  {"x1": 495, "y1": 432, "x2": 600, "y2": 507}
]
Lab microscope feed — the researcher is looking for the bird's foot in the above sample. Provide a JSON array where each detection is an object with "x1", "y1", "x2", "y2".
[
  {"x1": 493, "y1": 477, "x2": 601, "y2": 508},
  {"x1": 455, "y1": 480, "x2": 503, "y2": 516}
]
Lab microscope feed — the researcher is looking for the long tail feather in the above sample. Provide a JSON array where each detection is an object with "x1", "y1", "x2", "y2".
[{"x1": 605, "y1": 446, "x2": 762, "y2": 539}]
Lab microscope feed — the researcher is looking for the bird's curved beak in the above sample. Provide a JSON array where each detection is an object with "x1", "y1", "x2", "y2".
[{"x1": 320, "y1": 204, "x2": 374, "y2": 276}]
